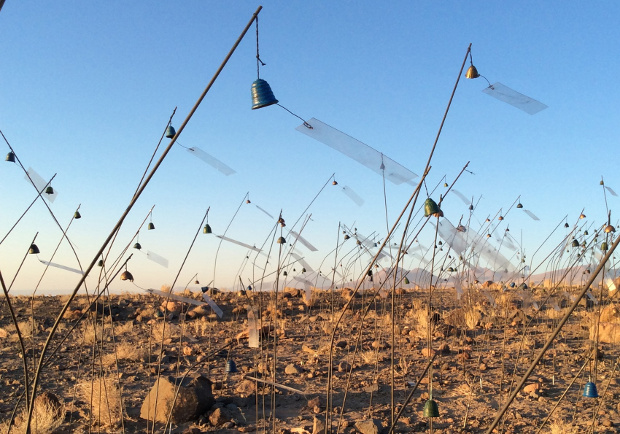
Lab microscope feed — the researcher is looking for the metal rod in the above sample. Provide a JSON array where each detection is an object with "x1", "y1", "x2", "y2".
[
  {"x1": 485, "y1": 233, "x2": 620, "y2": 433},
  {"x1": 24, "y1": 6, "x2": 263, "y2": 433}
]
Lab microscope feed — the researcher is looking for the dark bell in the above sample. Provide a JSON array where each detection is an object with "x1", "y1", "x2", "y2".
[
  {"x1": 97, "y1": 259, "x2": 104, "y2": 267},
  {"x1": 45, "y1": 186, "x2": 54, "y2": 195},
  {"x1": 201, "y1": 286, "x2": 209, "y2": 293},
  {"x1": 583, "y1": 381, "x2": 598, "y2": 398},
  {"x1": 601, "y1": 242, "x2": 608, "y2": 251},
  {"x1": 465, "y1": 65, "x2": 480, "y2": 79},
  {"x1": 517, "y1": 203, "x2": 523, "y2": 208},
  {"x1": 283, "y1": 271, "x2": 287, "y2": 276},
  {"x1": 195, "y1": 280, "x2": 200, "y2": 284},
  {"x1": 120, "y1": 270, "x2": 134, "y2": 282},
  {"x1": 423, "y1": 399, "x2": 439, "y2": 417},
  {"x1": 246, "y1": 199, "x2": 251, "y2": 204},
  {"x1": 344, "y1": 235, "x2": 350, "y2": 240},
  {"x1": 332, "y1": 180, "x2": 338, "y2": 185},
  {"x1": 571, "y1": 239, "x2": 579, "y2": 248},
  {"x1": 226, "y1": 359, "x2": 238, "y2": 373},
  {"x1": 165, "y1": 125, "x2": 176, "y2": 138},
  {"x1": 247, "y1": 285, "x2": 253, "y2": 291},
  {"x1": 302, "y1": 268, "x2": 307, "y2": 273},
  {"x1": 251, "y1": 79, "x2": 278, "y2": 110},
  {"x1": 404, "y1": 277, "x2": 410, "y2": 284},
  {"x1": 5, "y1": 151, "x2": 15, "y2": 162},
  {"x1": 564, "y1": 223, "x2": 569, "y2": 228},
  {"x1": 29, "y1": 243, "x2": 40, "y2": 254},
  {"x1": 423, "y1": 198, "x2": 440, "y2": 218},
  {"x1": 74, "y1": 211, "x2": 81, "y2": 219},
  {"x1": 148, "y1": 222, "x2": 155, "y2": 230},
  {"x1": 203, "y1": 224, "x2": 212, "y2": 234},
  {"x1": 277, "y1": 236, "x2": 286, "y2": 244},
  {"x1": 134, "y1": 242, "x2": 142, "y2": 250}
]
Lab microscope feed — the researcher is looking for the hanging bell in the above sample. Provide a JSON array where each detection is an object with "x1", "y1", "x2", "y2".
[
  {"x1": 423, "y1": 399, "x2": 440, "y2": 417},
  {"x1": 564, "y1": 223, "x2": 569, "y2": 228},
  {"x1": 120, "y1": 270, "x2": 134, "y2": 281},
  {"x1": 332, "y1": 180, "x2": 338, "y2": 185},
  {"x1": 97, "y1": 259, "x2": 104, "y2": 267},
  {"x1": 404, "y1": 277, "x2": 410, "y2": 284},
  {"x1": 572, "y1": 239, "x2": 579, "y2": 248},
  {"x1": 583, "y1": 381, "x2": 599, "y2": 398},
  {"x1": 283, "y1": 271, "x2": 287, "y2": 277},
  {"x1": 203, "y1": 224, "x2": 212, "y2": 234},
  {"x1": 45, "y1": 186, "x2": 54, "y2": 194},
  {"x1": 277, "y1": 236, "x2": 286, "y2": 244},
  {"x1": 601, "y1": 242, "x2": 609, "y2": 251},
  {"x1": 465, "y1": 64, "x2": 480, "y2": 79},
  {"x1": 29, "y1": 243, "x2": 40, "y2": 254},
  {"x1": 469, "y1": 204, "x2": 474, "y2": 211},
  {"x1": 423, "y1": 198, "x2": 440, "y2": 217},
  {"x1": 5, "y1": 151, "x2": 15, "y2": 162},
  {"x1": 302, "y1": 267, "x2": 307, "y2": 273},
  {"x1": 344, "y1": 234, "x2": 350, "y2": 240},
  {"x1": 443, "y1": 182, "x2": 448, "y2": 187},
  {"x1": 246, "y1": 199, "x2": 251, "y2": 204},
  {"x1": 517, "y1": 203, "x2": 523, "y2": 209},
  {"x1": 604, "y1": 224, "x2": 615, "y2": 233},
  {"x1": 225, "y1": 359, "x2": 238, "y2": 373},
  {"x1": 133, "y1": 242, "x2": 142, "y2": 250},
  {"x1": 600, "y1": 180, "x2": 605, "y2": 186},
  {"x1": 498, "y1": 216, "x2": 504, "y2": 221},
  {"x1": 74, "y1": 211, "x2": 81, "y2": 219},
  {"x1": 148, "y1": 222, "x2": 155, "y2": 230},
  {"x1": 165, "y1": 125, "x2": 176, "y2": 138},
  {"x1": 251, "y1": 78, "x2": 279, "y2": 110},
  {"x1": 195, "y1": 280, "x2": 200, "y2": 284},
  {"x1": 580, "y1": 213, "x2": 586, "y2": 219},
  {"x1": 584, "y1": 230, "x2": 589, "y2": 235}
]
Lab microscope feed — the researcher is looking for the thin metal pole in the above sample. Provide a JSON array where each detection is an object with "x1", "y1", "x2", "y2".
[
  {"x1": 24, "y1": 6, "x2": 263, "y2": 433},
  {"x1": 485, "y1": 233, "x2": 620, "y2": 433}
]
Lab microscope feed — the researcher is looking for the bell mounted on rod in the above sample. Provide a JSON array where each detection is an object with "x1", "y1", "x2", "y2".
[
  {"x1": 120, "y1": 270, "x2": 134, "y2": 282},
  {"x1": 148, "y1": 222, "x2": 155, "y2": 230},
  {"x1": 251, "y1": 78, "x2": 278, "y2": 110},
  {"x1": 583, "y1": 380, "x2": 598, "y2": 398},
  {"x1": 165, "y1": 125, "x2": 176, "y2": 139},
  {"x1": 29, "y1": 243, "x2": 40, "y2": 255},
  {"x1": 45, "y1": 186, "x2": 54, "y2": 195},
  {"x1": 423, "y1": 198, "x2": 441, "y2": 218},
  {"x1": 423, "y1": 399, "x2": 439, "y2": 417},
  {"x1": 277, "y1": 236, "x2": 286, "y2": 244},
  {"x1": 203, "y1": 224, "x2": 212, "y2": 234},
  {"x1": 5, "y1": 151, "x2": 15, "y2": 162},
  {"x1": 74, "y1": 210, "x2": 81, "y2": 219}
]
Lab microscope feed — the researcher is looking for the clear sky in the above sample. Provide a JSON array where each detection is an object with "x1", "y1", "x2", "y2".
[{"x1": 1, "y1": 2, "x2": 620, "y2": 295}]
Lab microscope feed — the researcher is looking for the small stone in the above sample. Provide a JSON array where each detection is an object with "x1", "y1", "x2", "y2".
[
  {"x1": 354, "y1": 419, "x2": 380, "y2": 434},
  {"x1": 209, "y1": 407, "x2": 230, "y2": 427},
  {"x1": 313, "y1": 416, "x2": 326, "y2": 434},
  {"x1": 285, "y1": 363, "x2": 302, "y2": 375},
  {"x1": 522, "y1": 383, "x2": 539, "y2": 394}
]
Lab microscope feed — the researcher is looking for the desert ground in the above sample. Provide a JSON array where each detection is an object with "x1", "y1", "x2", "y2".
[{"x1": 1, "y1": 283, "x2": 620, "y2": 433}]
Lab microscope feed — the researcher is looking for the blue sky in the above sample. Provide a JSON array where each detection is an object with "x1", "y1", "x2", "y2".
[{"x1": 1, "y1": 2, "x2": 620, "y2": 294}]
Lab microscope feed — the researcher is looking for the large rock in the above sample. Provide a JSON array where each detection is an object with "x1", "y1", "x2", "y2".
[
  {"x1": 354, "y1": 418, "x2": 381, "y2": 434},
  {"x1": 140, "y1": 375, "x2": 213, "y2": 424}
]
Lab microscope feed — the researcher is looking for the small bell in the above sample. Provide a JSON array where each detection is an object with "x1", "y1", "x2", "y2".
[
  {"x1": 74, "y1": 211, "x2": 81, "y2": 219},
  {"x1": 148, "y1": 222, "x2": 155, "y2": 230},
  {"x1": 583, "y1": 381, "x2": 598, "y2": 398},
  {"x1": 423, "y1": 399, "x2": 440, "y2": 417},
  {"x1": 498, "y1": 216, "x2": 504, "y2": 221},
  {"x1": 5, "y1": 151, "x2": 15, "y2": 162},
  {"x1": 601, "y1": 242, "x2": 609, "y2": 251},
  {"x1": 302, "y1": 267, "x2": 307, "y2": 273},
  {"x1": 465, "y1": 65, "x2": 480, "y2": 79},
  {"x1": 195, "y1": 280, "x2": 200, "y2": 284},
  {"x1": 584, "y1": 230, "x2": 589, "y2": 235},
  {"x1": 120, "y1": 270, "x2": 134, "y2": 281},
  {"x1": 600, "y1": 180, "x2": 605, "y2": 186},
  {"x1": 133, "y1": 242, "x2": 142, "y2": 250},
  {"x1": 571, "y1": 239, "x2": 579, "y2": 248},
  {"x1": 423, "y1": 198, "x2": 440, "y2": 217},
  {"x1": 443, "y1": 182, "x2": 448, "y2": 187},
  {"x1": 29, "y1": 243, "x2": 40, "y2": 254},
  {"x1": 283, "y1": 271, "x2": 287, "y2": 276},
  {"x1": 203, "y1": 224, "x2": 212, "y2": 234},
  {"x1": 165, "y1": 125, "x2": 176, "y2": 138},
  {"x1": 225, "y1": 359, "x2": 238, "y2": 373},
  {"x1": 246, "y1": 199, "x2": 251, "y2": 204},
  {"x1": 45, "y1": 186, "x2": 54, "y2": 195},
  {"x1": 344, "y1": 234, "x2": 350, "y2": 240},
  {"x1": 604, "y1": 224, "x2": 615, "y2": 233},
  {"x1": 332, "y1": 180, "x2": 338, "y2": 185},
  {"x1": 404, "y1": 277, "x2": 410, "y2": 284},
  {"x1": 580, "y1": 213, "x2": 586, "y2": 219},
  {"x1": 251, "y1": 78, "x2": 278, "y2": 110},
  {"x1": 517, "y1": 203, "x2": 523, "y2": 209},
  {"x1": 564, "y1": 223, "x2": 569, "y2": 228},
  {"x1": 97, "y1": 259, "x2": 104, "y2": 267},
  {"x1": 277, "y1": 236, "x2": 286, "y2": 244}
]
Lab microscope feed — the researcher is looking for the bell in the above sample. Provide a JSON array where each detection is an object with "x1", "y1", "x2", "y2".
[
  {"x1": 564, "y1": 223, "x2": 569, "y2": 228},
  {"x1": 423, "y1": 399, "x2": 439, "y2": 417},
  {"x1": 133, "y1": 242, "x2": 142, "y2": 250},
  {"x1": 148, "y1": 222, "x2": 155, "y2": 230},
  {"x1": 580, "y1": 213, "x2": 586, "y2": 219},
  {"x1": 517, "y1": 203, "x2": 523, "y2": 209},
  {"x1": 601, "y1": 242, "x2": 608, "y2": 251},
  {"x1": 251, "y1": 78, "x2": 278, "y2": 110},
  {"x1": 283, "y1": 271, "x2": 287, "y2": 276},
  {"x1": 604, "y1": 224, "x2": 615, "y2": 233},
  {"x1": 465, "y1": 65, "x2": 479, "y2": 79},
  {"x1": 498, "y1": 216, "x2": 504, "y2": 221},
  {"x1": 165, "y1": 125, "x2": 176, "y2": 138},
  {"x1": 572, "y1": 239, "x2": 579, "y2": 248},
  {"x1": 74, "y1": 211, "x2": 81, "y2": 219},
  {"x1": 404, "y1": 277, "x2": 410, "y2": 284},
  {"x1": 29, "y1": 243, "x2": 40, "y2": 254},
  {"x1": 584, "y1": 230, "x2": 589, "y2": 235},
  {"x1": 45, "y1": 186, "x2": 54, "y2": 194},
  {"x1": 423, "y1": 198, "x2": 440, "y2": 217},
  {"x1": 344, "y1": 234, "x2": 350, "y2": 240},
  {"x1": 246, "y1": 199, "x2": 251, "y2": 204},
  {"x1": 277, "y1": 236, "x2": 286, "y2": 244},
  {"x1": 302, "y1": 267, "x2": 307, "y2": 273},
  {"x1": 97, "y1": 259, "x2": 104, "y2": 267},
  {"x1": 443, "y1": 182, "x2": 448, "y2": 187},
  {"x1": 225, "y1": 359, "x2": 238, "y2": 373},
  {"x1": 247, "y1": 285, "x2": 252, "y2": 291},
  {"x1": 195, "y1": 280, "x2": 200, "y2": 284},
  {"x1": 203, "y1": 224, "x2": 212, "y2": 234},
  {"x1": 600, "y1": 180, "x2": 605, "y2": 185},
  {"x1": 5, "y1": 151, "x2": 15, "y2": 162},
  {"x1": 583, "y1": 381, "x2": 598, "y2": 398},
  {"x1": 120, "y1": 270, "x2": 134, "y2": 281},
  {"x1": 469, "y1": 204, "x2": 474, "y2": 211}
]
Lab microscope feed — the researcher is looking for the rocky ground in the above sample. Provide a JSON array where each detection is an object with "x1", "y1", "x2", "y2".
[{"x1": 1, "y1": 284, "x2": 620, "y2": 433}]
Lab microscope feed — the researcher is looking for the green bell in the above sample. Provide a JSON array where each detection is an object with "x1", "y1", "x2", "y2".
[
  {"x1": 165, "y1": 125, "x2": 176, "y2": 138},
  {"x1": 74, "y1": 211, "x2": 81, "y2": 219},
  {"x1": 602, "y1": 242, "x2": 608, "y2": 251},
  {"x1": 203, "y1": 224, "x2": 212, "y2": 234},
  {"x1": 424, "y1": 198, "x2": 440, "y2": 217},
  {"x1": 404, "y1": 277, "x2": 410, "y2": 284},
  {"x1": 251, "y1": 79, "x2": 278, "y2": 109},
  {"x1": 45, "y1": 186, "x2": 54, "y2": 194},
  {"x1": 423, "y1": 399, "x2": 439, "y2": 417}
]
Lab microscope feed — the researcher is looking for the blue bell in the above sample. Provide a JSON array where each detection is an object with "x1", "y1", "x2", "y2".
[
  {"x1": 165, "y1": 125, "x2": 176, "y2": 138},
  {"x1": 5, "y1": 151, "x2": 15, "y2": 162},
  {"x1": 583, "y1": 381, "x2": 598, "y2": 398},
  {"x1": 251, "y1": 79, "x2": 278, "y2": 110},
  {"x1": 423, "y1": 399, "x2": 439, "y2": 417},
  {"x1": 226, "y1": 359, "x2": 238, "y2": 373}
]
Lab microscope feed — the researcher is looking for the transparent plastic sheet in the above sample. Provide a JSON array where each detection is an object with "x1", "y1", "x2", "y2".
[
  {"x1": 186, "y1": 147, "x2": 236, "y2": 176},
  {"x1": 202, "y1": 291, "x2": 223, "y2": 318},
  {"x1": 434, "y1": 219, "x2": 468, "y2": 255},
  {"x1": 523, "y1": 209, "x2": 540, "y2": 221},
  {"x1": 451, "y1": 189, "x2": 470, "y2": 206},
  {"x1": 468, "y1": 235, "x2": 517, "y2": 277},
  {"x1": 290, "y1": 252, "x2": 314, "y2": 273},
  {"x1": 145, "y1": 288, "x2": 204, "y2": 306},
  {"x1": 25, "y1": 168, "x2": 58, "y2": 203},
  {"x1": 296, "y1": 118, "x2": 418, "y2": 185},
  {"x1": 248, "y1": 309, "x2": 259, "y2": 348},
  {"x1": 216, "y1": 235, "x2": 262, "y2": 253},
  {"x1": 255, "y1": 204, "x2": 275, "y2": 219},
  {"x1": 341, "y1": 185, "x2": 364, "y2": 206},
  {"x1": 146, "y1": 250, "x2": 169, "y2": 268},
  {"x1": 289, "y1": 230, "x2": 317, "y2": 251},
  {"x1": 38, "y1": 259, "x2": 82, "y2": 275},
  {"x1": 482, "y1": 82, "x2": 548, "y2": 115},
  {"x1": 605, "y1": 186, "x2": 618, "y2": 197},
  {"x1": 293, "y1": 276, "x2": 313, "y2": 300},
  {"x1": 455, "y1": 279, "x2": 463, "y2": 300},
  {"x1": 607, "y1": 277, "x2": 617, "y2": 293}
]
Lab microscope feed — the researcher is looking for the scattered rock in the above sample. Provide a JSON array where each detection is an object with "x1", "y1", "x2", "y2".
[
  {"x1": 354, "y1": 418, "x2": 380, "y2": 434},
  {"x1": 285, "y1": 363, "x2": 302, "y2": 375},
  {"x1": 209, "y1": 407, "x2": 231, "y2": 427}
]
